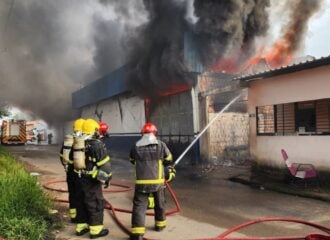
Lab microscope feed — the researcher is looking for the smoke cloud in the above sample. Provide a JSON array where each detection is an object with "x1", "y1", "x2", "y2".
[
  {"x1": 0, "y1": 0, "x2": 132, "y2": 127},
  {"x1": 248, "y1": 0, "x2": 325, "y2": 68},
  {"x1": 279, "y1": 0, "x2": 324, "y2": 54},
  {"x1": 125, "y1": 0, "x2": 191, "y2": 99},
  {"x1": 193, "y1": 0, "x2": 270, "y2": 67},
  {"x1": 125, "y1": 0, "x2": 271, "y2": 97}
]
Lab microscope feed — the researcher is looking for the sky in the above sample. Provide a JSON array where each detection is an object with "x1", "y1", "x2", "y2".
[{"x1": 304, "y1": 0, "x2": 330, "y2": 58}]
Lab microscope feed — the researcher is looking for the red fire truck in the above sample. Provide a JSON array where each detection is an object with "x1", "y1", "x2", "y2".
[{"x1": 1, "y1": 120, "x2": 27, "y2": 145}]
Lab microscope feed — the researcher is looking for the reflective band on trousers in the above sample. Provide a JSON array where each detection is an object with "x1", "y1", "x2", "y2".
[
  {"x1": 76, "y1": 223, "x2": 89, "y2": 232},
  {"x1": 90, "y1": 225, "x2": 104, "y2": 235},
  {"x1": 69, "y1": 208, "x2": 77, "y2": 219},
  {"x1": 155, "y1": 220, "x2": 166, "y2": 227},
  {"x1": 135, "y1": 178, "x2": 165, "y2": 184},
  {"x1": 132, "y1": 227, "x2": 145, "y2": 234},
  {"x1": 96, "y1": 156, "x2": 110, "y2": 166}
]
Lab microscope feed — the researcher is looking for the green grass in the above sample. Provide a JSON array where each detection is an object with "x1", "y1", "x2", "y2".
[{"x1": 0, "y1": 147, "x2": 52, "y2": 240}]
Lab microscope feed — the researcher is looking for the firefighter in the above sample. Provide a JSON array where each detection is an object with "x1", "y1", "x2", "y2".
[
  {"x1": 99, "y1": 122, "x2": 110, "y2": 138},
  {"x1": 59, "y1": 118, "x2": 85, "y2": 223},
  {"x1": 73, "y1": 118, "x2": 112, "y2": 239},
  {"x1": 129, "y1": 123, "x2": 176, "y2": 240},
  {"x1": 98, "y1": 121, "x2": 111, "y2": 188}
]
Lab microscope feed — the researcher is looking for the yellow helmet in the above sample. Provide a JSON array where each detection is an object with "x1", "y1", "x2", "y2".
[
  {"x1": 73, "y1": 118, "x2": 85, "y2": 132},
  {"x1": 82, "y1": 118, "x2": 100, "y2": 135}
]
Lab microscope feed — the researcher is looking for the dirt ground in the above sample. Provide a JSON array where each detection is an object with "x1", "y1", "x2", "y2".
[{"x1": 6, "y1": 145, "x2": 330, "y2": 240}]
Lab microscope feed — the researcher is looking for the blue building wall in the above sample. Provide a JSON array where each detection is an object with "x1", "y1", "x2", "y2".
[{"x1": 72, "y1": 65, "x2": 128, "y2": 109}]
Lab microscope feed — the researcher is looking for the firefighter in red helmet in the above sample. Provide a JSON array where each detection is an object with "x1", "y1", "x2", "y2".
[
  {"x1": 129, "y1": 123, "x2": 175, "y2": 240},
  {"x1": 99, "y1": 122, "x2": 110, "y2": 138},
  {"x1": 98, "y1": 121, "x2": 111, "y2": 188}
]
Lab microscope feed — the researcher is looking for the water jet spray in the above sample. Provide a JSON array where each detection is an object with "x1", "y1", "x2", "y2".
[{"x1": 174, "y1": 94, "x2": 242, "y2": 167}]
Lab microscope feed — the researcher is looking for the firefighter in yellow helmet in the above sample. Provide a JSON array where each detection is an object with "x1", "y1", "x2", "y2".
[
  {"x1": 73, "y1": 118, "x2": 112, "y2": 239},
  {"x1": 129, "y1": 123, "x2": 175, "y2": 240},
  {"x1": 59, "y1": 118, "x2": 85, "y2": 223}
]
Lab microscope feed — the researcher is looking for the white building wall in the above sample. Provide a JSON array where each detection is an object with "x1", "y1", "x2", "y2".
[
  {"x1": 81, "y1": 93, "x2": 145, "y2": 133},
  {"x1": 248, "y1": 65, "x2": 330, "y2": 171}
]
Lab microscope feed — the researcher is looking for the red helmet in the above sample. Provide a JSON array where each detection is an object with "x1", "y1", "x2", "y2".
[
  {"x1": 141, "y1": 123, "x2": 157, "y2": 135},
  {"x1": 99, "y1": 122, "x2": 109, "y2": 136}
]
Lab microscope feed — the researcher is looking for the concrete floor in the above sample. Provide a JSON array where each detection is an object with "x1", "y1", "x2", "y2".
[{"x1": 5, "y1": 145, "x2": 330, "y2": 240}]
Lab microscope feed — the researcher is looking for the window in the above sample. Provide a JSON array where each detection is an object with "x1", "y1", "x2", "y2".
[
  {"x1": 295, "y1": 101, "x2": 316, "y2": 133},
  {"x1": 256, "y1": 99, "x2": 330, "y2": 136},
  {"x1": 257, "y1": 105, "x2": 275, "y2": 135}
]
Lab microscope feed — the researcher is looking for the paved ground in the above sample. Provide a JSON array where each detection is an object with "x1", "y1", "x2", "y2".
[{"x1": 6, "y1": 145, "x2": 330, "y2": 240}]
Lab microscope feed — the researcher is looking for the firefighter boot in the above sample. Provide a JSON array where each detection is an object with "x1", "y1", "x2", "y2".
[
  {"x1": 155, "y1": 220, "x2": 166, "y2": 232},
  {"x1": 76, "y1": 223, "x2": 89, "y2": 236},
  {"x1": 130, "y1": 234, "x2": 143, "y2": 240},
  {"x1": 89, "y1": 226, "x2": 109, "y2": 239},
  {"x1": 155, "y1": 226, "x2": 165, "y2": 232}
]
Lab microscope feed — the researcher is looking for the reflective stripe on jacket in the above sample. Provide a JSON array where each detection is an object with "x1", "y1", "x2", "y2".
[
  {"x1": 81, "y1": 139, "x2": 112, "y2": 179},
  {"x1": 130, "y1": 140, "x2": 172, "y2": 193}
]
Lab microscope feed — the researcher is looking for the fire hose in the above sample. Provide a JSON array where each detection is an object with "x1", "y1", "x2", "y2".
[
  {"x1": 43, "y1": 180, "x2": 330, "y2": 240},
  {"x1": 43, "y1": 95, "x2": 330, "y2": 239}
]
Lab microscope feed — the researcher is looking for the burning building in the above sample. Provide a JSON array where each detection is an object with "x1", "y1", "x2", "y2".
[
  {"x1": 72, "y1": 0, "x2": 324, "y2": 167},
  {"x1": 72, "y1": 32, "x2": 250, "y2": 165}
]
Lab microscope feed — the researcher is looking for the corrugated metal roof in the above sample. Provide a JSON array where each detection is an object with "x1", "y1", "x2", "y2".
[
  {"x1": 72, "y1": 65, "x2": 128, "y2": 109},
  {"x1": 232, "y1": 55, "x2": 330, "y2": 82}
]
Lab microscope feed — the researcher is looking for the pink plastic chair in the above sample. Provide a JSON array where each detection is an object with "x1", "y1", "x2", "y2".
[{"x1": 281, "y1": 149, "x2": 319, "y2": 186}]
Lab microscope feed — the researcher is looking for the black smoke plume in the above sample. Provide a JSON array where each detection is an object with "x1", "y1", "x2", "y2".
[
  {"x1": 125, "y1": 0, "x2": 191, "y2": 99},
  {"x1": 0, "y1": 0, "x2": 128, "y2": 128},
  {"x1": 193, "y1": 0, "x2": 270, "y2": 67},
  {"x1": 280, "y1": 0, "x2": 324, "y2": 54},
  {"x1": 125, "y1": 0, "x2": 271, "y2": 98}
]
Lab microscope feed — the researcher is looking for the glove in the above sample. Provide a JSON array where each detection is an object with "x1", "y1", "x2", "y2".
[
  {"x1": 165, "y1": 166, "x2": 176, "y2": 182},
  {"x1": 104, "y1": 178, "x2": 110, "y2": 189}
]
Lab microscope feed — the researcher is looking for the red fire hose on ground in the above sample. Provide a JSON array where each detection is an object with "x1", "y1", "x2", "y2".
[{"x1": 43, "y1": 180, "x2": 330, "y2": 240}]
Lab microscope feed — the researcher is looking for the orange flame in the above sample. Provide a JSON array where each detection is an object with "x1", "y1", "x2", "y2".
[
  {"x1": 211, "y1": 57, "x2": 240, "y2": 74},
  {"x1": 248, "y1": 30, "x2": 295, "y2": 69},
  {"x1": 159, "y1": 83, "x2": 191, "y2": 97}
]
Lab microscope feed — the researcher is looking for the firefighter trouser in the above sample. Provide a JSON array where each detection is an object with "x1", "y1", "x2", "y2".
[
  {"x1": 75, "y1": 176, "x2": 104, "y2": 226},
  {"x1": 67, "y1": 166, "x2": 78, "y2": 219},
  {"x1": 131, "y1": 189, "x2": 166, "y2": 236}
]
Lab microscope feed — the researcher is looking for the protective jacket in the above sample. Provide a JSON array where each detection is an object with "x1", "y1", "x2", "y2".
[{"x1": 129, "y1": 134, "x2": 173, "y2": 193}]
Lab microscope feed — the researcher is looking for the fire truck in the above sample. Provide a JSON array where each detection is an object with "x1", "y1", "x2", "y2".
[{"x1": 1, "y1": 120, "x2": 27, "y2": 145}]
